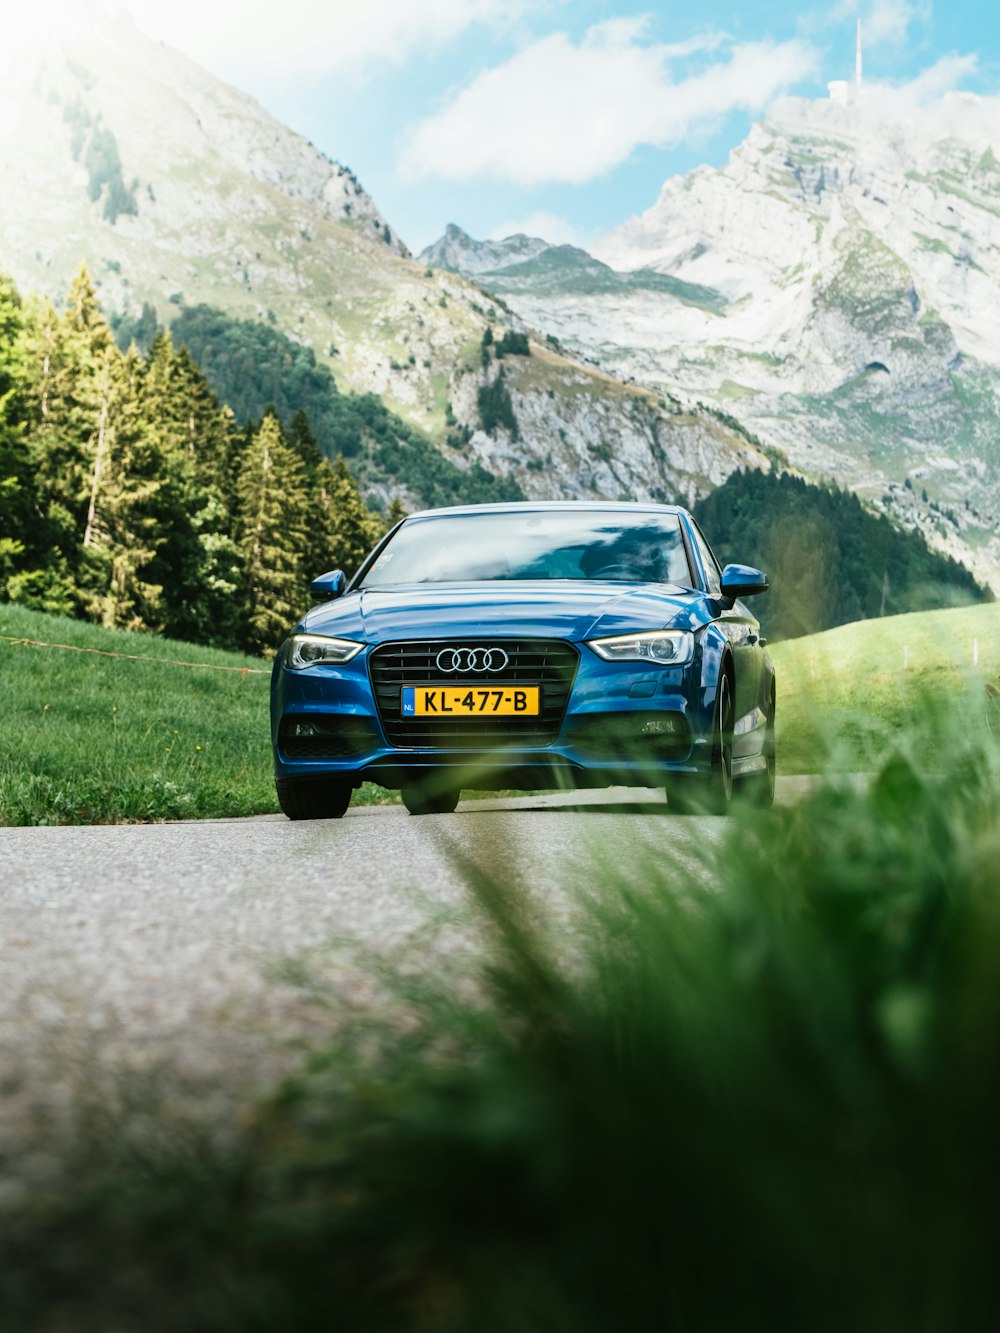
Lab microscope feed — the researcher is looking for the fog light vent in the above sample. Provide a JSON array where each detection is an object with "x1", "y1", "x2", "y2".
[
  {"x1": 573, "y1": 711, "x2": 691, "y2": 761},
  {"x1": 280, "y1": 716, "x2": 379, "y2": 759},
  {"x1": 639, "y1": 718, "x2": 682, "y2": 737}
]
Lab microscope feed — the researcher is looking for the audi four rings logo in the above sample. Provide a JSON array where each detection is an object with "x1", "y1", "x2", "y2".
[{"x1": 435, "y1": 646, "x2": 509, "y2": 673}]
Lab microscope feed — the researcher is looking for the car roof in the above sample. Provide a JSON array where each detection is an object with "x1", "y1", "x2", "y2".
[{"x1": 401, "y1": 501, "x2": 690, "y2": 522}]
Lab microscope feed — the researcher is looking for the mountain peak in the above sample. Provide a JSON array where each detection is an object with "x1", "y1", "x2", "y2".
[
  {"x1": 420, "y1": 227, "x2": 557, "y2": 276},
  {"x1": 0, "y1": 12, "x2": 409, "y2": 303}
]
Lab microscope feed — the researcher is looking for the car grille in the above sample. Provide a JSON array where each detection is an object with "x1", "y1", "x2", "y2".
[
  {"x1": 369, "y1": 639, "x2": 579, "y2": 749},
  {"x1": 279, "y1": 716, "x2": 380, "y2": 760}
]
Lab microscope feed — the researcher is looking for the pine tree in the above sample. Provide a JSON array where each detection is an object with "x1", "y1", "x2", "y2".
[
  {"x1": 1, "y1": 267, "x2": 415, "y2": 646},
  {"x1": 288, "y1": 407, "x2": 324, "y2": 474},
  {"x1": 65, "y1": 262, "x2": 112, "y2": 360},
  {"x1": 309, "y1": 454, "x2": 382, "y2": 581},
  {"x1": 22, "y1": 275, "x2": 116, "y2": 606},
  {"x1": 140, "y1": 330, "x2": 245, "y2": 646},
  {"x1": 0, "y1": 273, "x2": 22, "y2": 400},
  {"x1": 236, "y1": 413, "x2": 309, "y2": 654},
  {"x1": 384, "y1": 496, "x2": 408, "y2": 530},
  {"x1": 144, "y1": 332, "x2": 231, "y2": 480},
  {"x1": 143, "y1": 330, "x2": 192, "y2": 459},
  {"x1": 0, "y1": 276, "x2": 77, "y2": 612},
  {"x1": 286, "y1": 407, "x2": 379, "y2": 580},
  {"x1": 27, "y1": 295, "x2": 94, "y2": 537},
  {"x1": 173, "y1": 345, "x2": 232, "y2": 482},
  {"x1": 20, "y1": 267, "x2": 170, "y2": 623},
  {"x1": 78, "y1": 344, "x2": 165, "y2": 629},
  {"x1": 0, "y1": 274, "x2": 31, "y2": 591}
]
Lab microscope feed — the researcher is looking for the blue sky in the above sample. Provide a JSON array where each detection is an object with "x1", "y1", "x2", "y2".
[{"x1": 115, "y1": 0, "x2": 1000, "y2": 250}]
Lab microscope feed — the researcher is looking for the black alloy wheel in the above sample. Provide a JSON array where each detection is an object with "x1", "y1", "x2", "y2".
[
  {"x1": 665, "y1": 672, "x2": 735, "y2": 816},
  {"x1": 275, "y1": 776, "x2": 353, "y2": 821}
]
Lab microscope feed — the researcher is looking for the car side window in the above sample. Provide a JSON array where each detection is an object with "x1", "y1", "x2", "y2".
[{"x1": 689, "y1": 522, "x2": 723, "y2": 596}]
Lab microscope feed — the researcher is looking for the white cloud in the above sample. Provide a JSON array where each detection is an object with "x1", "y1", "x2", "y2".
[
  {"x1": 127, "y1": 0, "x2": 524, "y2": 76},
  {"x1": 883, "y1": 59, "x2": 1000, "y2": 142},
  {"x1": 0, "y1": 0, "x2": 524, "y2": 79},
  {"x1": 784, "y1": 53, "x2": 985, "y2": 132},
  {"x1": 895, "y1": 52, "x2": 979, "y2": 99},
  {"x1": 828, "y1": 53, "x2": 980, "y2": 110},
  {"x1": 488, "y1": 212, "x2": 594, "y2": 247},
  {"x1": 824, "y1": 0, "x2": 930, "y2": 48},
  {"x1": 0, "y1": 0, "x2": 91, "y2": 75},
  {"x1": 404, "y1": 22, "x2": 818, "y2": 186},
  {"x1": 865, "y1": 0, "x2": 925, "y2": 45}
]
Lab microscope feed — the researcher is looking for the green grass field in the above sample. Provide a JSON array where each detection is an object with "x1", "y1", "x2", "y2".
[
  {"x1": 0, "y1": 603, "x2": 279, "y2": 824},
  {"x1": 0, "y1": 604, "x2": 393, "y2": 824},
  {"x1": 2, "y1": 600, "x2": 997, "y2": 824},
  {"x1": 769, "y1": 600, "x2": 999, "y2": 771}
]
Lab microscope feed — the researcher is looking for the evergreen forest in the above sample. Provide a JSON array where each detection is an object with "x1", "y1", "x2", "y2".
[
  {"x1": 0, "y1": 267, "x2": 386, "y2": 654},
  {"x1": 693, "y1": 468, "x2": 990, "y2": 639}
]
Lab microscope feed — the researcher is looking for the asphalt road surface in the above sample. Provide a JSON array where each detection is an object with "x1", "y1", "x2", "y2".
[{"x1": 0, "y1": 780, "x2": 811, "y2": 1191}]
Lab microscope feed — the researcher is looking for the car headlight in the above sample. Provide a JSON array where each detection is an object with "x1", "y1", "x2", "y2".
[
  {"x1": 286, "y1": 634, "x2": 364, "y2": 669},
  {"x1": 587, "y1": 630, "x2": 694, "y2": 665}
]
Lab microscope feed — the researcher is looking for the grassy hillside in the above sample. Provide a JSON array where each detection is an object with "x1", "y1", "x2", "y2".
[
  {"x1": 770, "y1": 601, "x2": 1000, "y2": 772},
  {"x1": 0, "y1": 604, "x2": 279, "y2": 824}
]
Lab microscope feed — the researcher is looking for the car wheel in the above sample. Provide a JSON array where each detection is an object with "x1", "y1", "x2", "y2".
[
  {"x1": 275, "y1": 776, "x2": 353, "y2": 821},
  {"x1": 401, "y1": 782, "x2": 461, "y2": 816},
  {"x1": 741, "y1": 688, "x2": 776, "y2": 809},
  {"x1": 665, "y1": 672, "x2": 735, "y2": 816}
]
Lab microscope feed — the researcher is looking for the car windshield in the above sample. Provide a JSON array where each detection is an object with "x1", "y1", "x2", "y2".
[{"x1": 359, "y1": 510, "x2": 691, "y2": 586}]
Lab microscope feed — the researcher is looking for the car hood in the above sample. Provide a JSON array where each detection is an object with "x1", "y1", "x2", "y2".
[{"x1": 299, "y1": 581, "x2": 708, "y2": 643}]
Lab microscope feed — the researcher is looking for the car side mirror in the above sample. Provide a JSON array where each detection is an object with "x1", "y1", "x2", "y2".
[
  {"x1": 309, "y1": 569, "x2": 347, "y2": 601},
  {"x1": 720, "y1": 563, "x2": 768, "y2": 600}
]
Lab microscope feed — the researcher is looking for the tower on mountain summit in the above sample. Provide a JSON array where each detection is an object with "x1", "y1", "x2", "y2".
[{"x1": 827, "y1": 19, "x2": 863, "y2": 105}]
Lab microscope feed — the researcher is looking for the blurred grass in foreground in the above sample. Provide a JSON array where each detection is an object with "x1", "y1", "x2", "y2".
[{"x1": 2, "y1": 695, "x2": 1000, "y2": 1331}]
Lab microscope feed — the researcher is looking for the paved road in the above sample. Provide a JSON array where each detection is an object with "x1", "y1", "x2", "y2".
[{"x1": 0, "y1": 781, "x2": 810, "y2": 1189}]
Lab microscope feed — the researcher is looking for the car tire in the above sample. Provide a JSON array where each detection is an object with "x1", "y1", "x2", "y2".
[
  {"x1": 401, "y1": 782, "x2": 461, "y2": 816},
  {"x1": 741, "y1": 688, "x2": 776, "y2": 809},
  {"x1": 665, "y1": 671, "x2": 735, "y2": 816},
  {"x1": 275, "y1": 776, "x2": 353, "y2": 821}
]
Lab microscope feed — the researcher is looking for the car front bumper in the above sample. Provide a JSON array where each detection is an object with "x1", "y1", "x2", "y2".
[{"x1": 271, "y1": 640, "x2": 719, "y2": 791}]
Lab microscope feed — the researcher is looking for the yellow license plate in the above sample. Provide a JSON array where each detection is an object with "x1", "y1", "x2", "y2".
[{"x1": 402, "y1": 685, "x2": 540, "y2": 717}]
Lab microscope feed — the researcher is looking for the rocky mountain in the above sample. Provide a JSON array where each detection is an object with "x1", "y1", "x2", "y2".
[
  {"x1": 421, "y1": 225, "x2": 726, "y2": 306},
  {"x1": 421, "y1": 224, "x2": 552, "y2": 277},
  {"x1": 0, "y1": 12, "x2": 763, "y2": 513},
  {"x1": 422, "y1": 92, "x2": 1000, "y2": 589}
]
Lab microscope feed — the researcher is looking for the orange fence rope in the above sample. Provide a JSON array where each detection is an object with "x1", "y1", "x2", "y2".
[{"x1": 0, "y1": 634, "x2": 270, "y2": 676}]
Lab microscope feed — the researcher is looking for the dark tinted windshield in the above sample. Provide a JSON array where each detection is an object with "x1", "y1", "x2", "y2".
[{"x1": 359, "y1": 510, "x2": 691, "y2": 586}]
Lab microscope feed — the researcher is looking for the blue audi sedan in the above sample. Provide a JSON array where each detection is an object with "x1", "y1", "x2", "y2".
[{"x1": 271, "y1": 502, "x2": 775, "y2": 818}]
